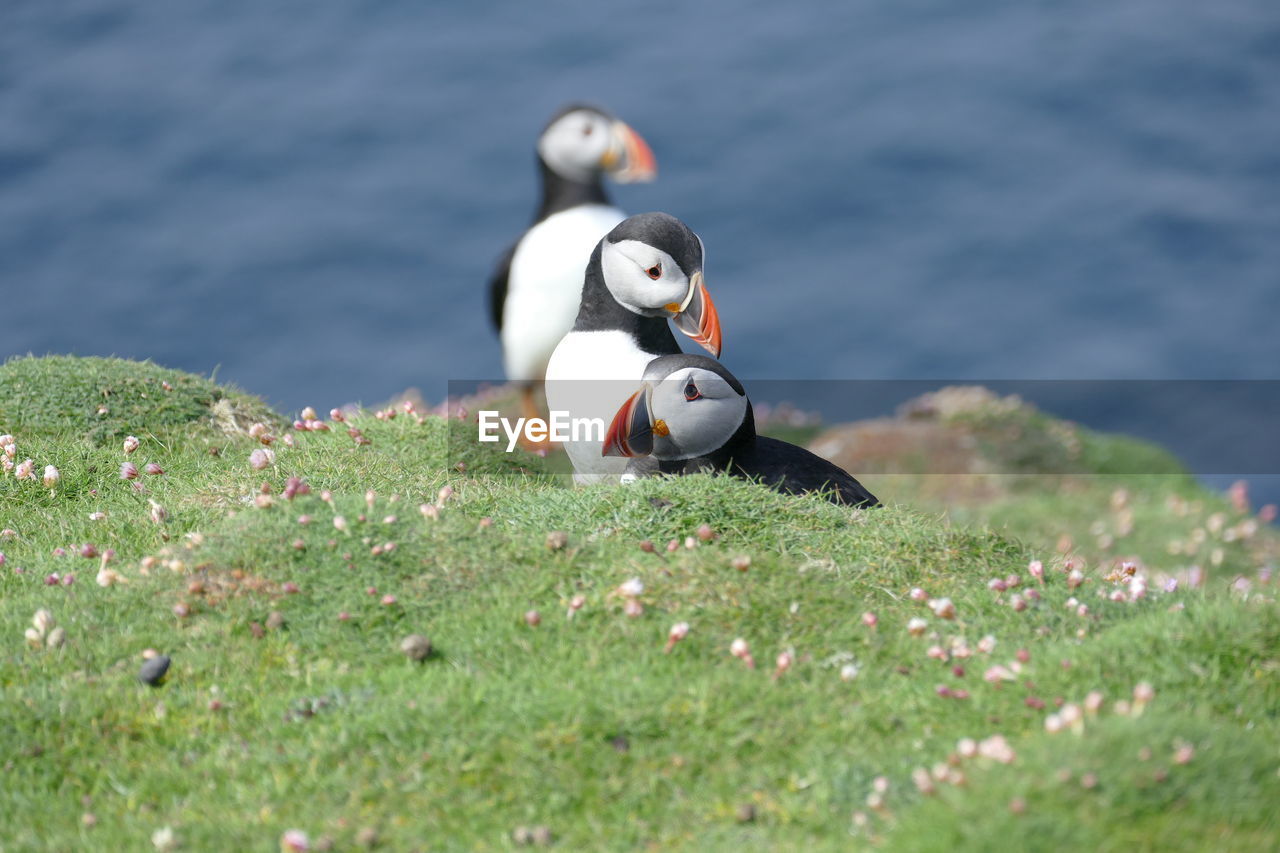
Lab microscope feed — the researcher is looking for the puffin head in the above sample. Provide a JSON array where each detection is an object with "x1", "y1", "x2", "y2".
[
  {"x1": 537, "y1": 104, "x2": 657, "y2": 185},
  {"x1": 603, "y1": 354, "x2": 749, "y2": 460},
  {"x1": 599, "y1": 213, "x2": 722, "y2": 356}
]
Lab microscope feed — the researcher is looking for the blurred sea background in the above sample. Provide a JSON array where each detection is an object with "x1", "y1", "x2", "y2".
[{"x1": 2, "y1": 1, "x2": 1277, "y2": 495}]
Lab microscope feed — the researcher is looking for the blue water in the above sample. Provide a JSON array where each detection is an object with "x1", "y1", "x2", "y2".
[{"x1": 3, "y1": 3, "x2": 1278, "y2": 466}]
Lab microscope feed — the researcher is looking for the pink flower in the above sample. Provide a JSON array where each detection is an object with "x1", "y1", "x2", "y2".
[
  {"x1": 281, "y1": 829, "x2": 310, "y2": 852},
  {"x1": 120, "y1": 461, "x2": 139, "y2": 480},
  {"x1": 144, "y1": 463, "x2": 164, "y2": 476},
  {"x1": 617, "y1": 578, "x2": 644, "y2": 598},
  {"x1": 1028, "y1": 559, "x2": 1044, "y2": 582},
  {"x1": 1228, "y1": 480, "x2": 1249, "y2": 513},
  {"x1": 909, "y1": 587, "x2": 927, "y2": 602},
  {"x1": 861, "y1": 611, "x2": 878, "y2": 629},
  {"x1": 249, "y1": 449, "x2": 274, "y2": 470},
  {"x1": 283, "y1": 477, "x2": 310, "y2": 500},
  {"x1": 524, "y1": 609, "x2": 541, "y2": 627},
  {"x1": 329, "y1": 408, "x2": 346, "y2": 422},
  {"x1": 731, "y1": 638, "x2": 756, "y2": 668},
  {"x1": 1132, "y1": 682, "x2": 1155, "y2": 713},
  {"x1": 977, "y1": 735, "x2": 1016, "y2": 764},
  {"x1": 907, "y1": 617, "x2": 928, "y2": 636},
  {"x1": 929, "y1": 598, "x2": 956, "y2": 620},
  {"x1": 664, "y1": 622, "x2": 690, "y2": 653},
  {"x1": 15, "y1": 459, "x2": 35, "y2": 480},
  {"x1": 983, "y1": 665, "x2": 1015, "y2": 684},
  {"x1": 773, "y1": 651, "x2": 794, "y2": 680}
]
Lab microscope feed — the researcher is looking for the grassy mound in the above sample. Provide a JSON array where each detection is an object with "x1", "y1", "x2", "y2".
[
  {"x1": 0, "y1": 355, "x2": 280, "y2": 444},
  {"x1": 1, "y1": 358, "x2": 1276, "y2": 850}
]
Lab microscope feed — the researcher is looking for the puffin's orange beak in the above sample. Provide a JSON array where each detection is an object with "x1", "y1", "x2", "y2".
[
  {"x1": 607, "y1": 120, "x2": 657, "y2": 183},
  {"x1": 602, "y1": 386, "x2": 654, "y2": 457},
  {"x1": 669, "y1": 271, "x2": 722, "y2": 358}
]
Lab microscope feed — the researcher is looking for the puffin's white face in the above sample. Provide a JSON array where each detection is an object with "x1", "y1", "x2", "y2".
[
  {"x1": 603, "y1": 363, "x2": 748, "y2": 461},
  {"x1": 649, "y1": 366, "x2": 749, "y2": 459},
  {"x1": 596, "y1": 212, "x2": 722, "y2": 357},
  {"x1": 537, "y1": 109, "x2": 656, "y2": 184},
  {"x1": 601, "y1": 238, "x2": 698, "y2": 317}
]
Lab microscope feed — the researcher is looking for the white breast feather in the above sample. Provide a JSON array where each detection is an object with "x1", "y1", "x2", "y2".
[
  {"x1": 501, "y1": 205, "x2": 626, "y2": 382},
  {"x1": 546, "y1": 330, "x2": 657, "y2": 484}
]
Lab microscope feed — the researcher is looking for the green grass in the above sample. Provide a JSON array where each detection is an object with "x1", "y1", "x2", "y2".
[{"x1": 1, "y1": 357, "x2": 1277, "y2": 851}]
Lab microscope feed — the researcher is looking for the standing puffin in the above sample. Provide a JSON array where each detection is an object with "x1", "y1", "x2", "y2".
[
  {"x1": 603, "y1": 354, "x2": 879, "y2": 507},
  {"x1": 545, "y1": 213, "x2": 722, "y2": 484},
  {"x1": 489, "y1": 104, "x2": 658, "y2": 428}
]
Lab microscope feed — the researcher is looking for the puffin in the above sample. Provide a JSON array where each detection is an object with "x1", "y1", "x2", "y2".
[
  {"x1": 488, "y1": 104, "x2": 658, "y2": 429},
  {"x1": 545, "y1": 212, "x2": 722, "y2": 484},
  {"x1": 602, "y1": 354, "x2": 879, "y2": 507}
]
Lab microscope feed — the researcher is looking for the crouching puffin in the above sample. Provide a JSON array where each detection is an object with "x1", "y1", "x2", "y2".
[
  {"x1": 488, "y1": 104, "x2": 658, "y2": 429},
  {"x1": 545, "y1": 213, "x2": 722, "y2": 484},
  {"x1": 602, "y1": 354, "x2": 879, "y2": 507}
]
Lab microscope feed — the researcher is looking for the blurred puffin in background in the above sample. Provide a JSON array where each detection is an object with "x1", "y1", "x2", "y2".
[
  {"x1": 488, "y1": 104, "x2": 657, "y2": 436},
  {"x1": 546, "y1": 213, "x2": 722, "y2": 484},
  {"x1": 603, "y1": 354, "x2": 879, "y2": 507}
]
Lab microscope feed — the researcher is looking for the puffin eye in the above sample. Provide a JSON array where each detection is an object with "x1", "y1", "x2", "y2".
[
  {"x1": 646, "y1": 264, "x2": 662, "y2": 280},
  {"x1": 684, "y1": 380, "x2": 701, "y2": 401},
  {"x1": 582, "y1": 123, "x2": 594, "y2": 137}
]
